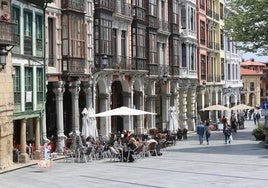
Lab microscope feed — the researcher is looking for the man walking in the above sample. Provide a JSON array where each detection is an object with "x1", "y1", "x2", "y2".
[{"x1": 197, "y1": 121, "x2": 205, "y2": 144}]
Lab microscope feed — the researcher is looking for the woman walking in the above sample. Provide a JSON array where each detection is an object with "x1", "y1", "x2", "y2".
[{"x1": 224, "y1": 124, "x2": 232, "y2": 144}]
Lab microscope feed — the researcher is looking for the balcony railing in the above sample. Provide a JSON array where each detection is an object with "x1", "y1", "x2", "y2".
[
  {"x1": 170, "y1": 23, "x2": 180, "y2": 35},
  {"x1": 115, "y1": 1, "x2": 131, "y2": 17},
  {"x1": 0, "y1": 20, "x2": 17, "y2": 46},
  {"x1": 148, "y1": 16, "x2": 159, "y2": 29},
  {"x1": 158, "y1": 19, "x2": 169, "y2": 32},
  {"x1": 132, "y1": 6, "x2": 146, "y2": 21},
  {"x1": 62, "y1": 0, "x2": 85, "y2": 12},
  {"x1": 94, "y1": 0, "x2": 115, "y2": 11},
  {"x1": 62, "y1": 58, "x2": 86, "y2": 74},
  {"x1": 131, "y1": 58, "x2": 147, "y2": 70},
  {"x1": 206, "y1": 8, "x2": 212, "y2": 17}
]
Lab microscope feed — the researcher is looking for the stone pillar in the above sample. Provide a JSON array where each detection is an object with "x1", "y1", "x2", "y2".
[
  {"x1": 19, "y1": 119, "x2": 29, "y2": 163},
  {"x1": 162, "y1": 93, "x2": 170, "y2": 131},
  {"x1": 187, "y1": 88, "x2": 196, "y2": 131},
  {"x1": 69, "y1": 81, "x2": 81, "y2": 134},
  {"x1": 135, "y1": 91, "x2": 144, "y2": 134},
  {"x1": 99, "y1": 93, "x2": 110, "y2": 137},
  {"x1": 122, "y1": 92, "x2": 132, "y2": 131},
  {"x1": 146, "y1": 95, "x2": 156, "y2": 130},
  {"x1": 53, "y1": 81, "x2": 66, "y2": 153},
  {"x1": 33, "y1": 117, "x2": 41, "y2": 159},
  {"x1": 179, "y1": 88, "x2": 188, "y2": 129},
  {"x1": 83, "y1": 82, "x2": 93, "y2": 109}
]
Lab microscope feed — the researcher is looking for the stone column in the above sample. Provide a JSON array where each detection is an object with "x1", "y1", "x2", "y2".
[
  {"x1": 19, "y1": 119, "x2": 29, "y2": 163},
  {"x1": 99, "y1": 93, "x2": 110, "y2": 137},
  {"x1": 83, "y1": 82, "x2": 93, "y2": 109},
  {"x1": 33, "y1": 117, "x2": 41, "y2": 159},
  {"x1": 146, "y1": 95, "x2": 156, "y2": 130},
  {"x1": 187, "y1": 88, "x2": 196, "y2": 131},
  {"x1": 162, "y1": 93, "x2": 170, "y2": 131},
  {"x1": 179, "y1": 88, "x2": 188, "y2": 129},
  {"x1": 122, "y1": 91, "x2": 132, "y2": 131},
  {"x1": 135, "y1": 91, "x2": 144, "y2": 134},
  {"x1": 53, "y1": 81, "x2": 66, "y2": 153},
  {"x1": 69, "y1": 81, "x2": 81, "y2": 134}
]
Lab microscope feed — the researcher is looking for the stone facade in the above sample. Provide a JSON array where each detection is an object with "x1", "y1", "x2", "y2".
[{"x1": 0, "y1": 54, "x2": 14, "y2": 170}]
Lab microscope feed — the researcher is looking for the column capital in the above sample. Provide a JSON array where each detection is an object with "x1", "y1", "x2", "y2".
[{"x1": 53, "y1": 81, "x2": 65, "y2": 95}]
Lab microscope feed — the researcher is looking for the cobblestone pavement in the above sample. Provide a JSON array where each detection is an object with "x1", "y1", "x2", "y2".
[{"x1": 1, "y1": 119, "x2": 268, "y2": 188}]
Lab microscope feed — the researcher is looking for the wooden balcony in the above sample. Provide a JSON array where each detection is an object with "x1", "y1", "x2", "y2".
[
  {"x1": 62, "y1": 58, "x2": 86, "y2": 74},
  {"x1": 114, "y1": 1, "x2": 131, "y2": 17},
  {"x1": 132, "y1": 6, "x2": 146, "y2": 22},
  {"x1": 94, "y1": 0, "x2": 115, "y2": 12},
  {"x1": 62, "y1": 0, "x2": 85, "y2": 12},
  {"x1": 0, "y1": 20, "x2": 17, "y2": 46}
]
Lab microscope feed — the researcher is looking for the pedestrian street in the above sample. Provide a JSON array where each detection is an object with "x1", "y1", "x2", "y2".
[{"x1": 1, "y1": 120, "x2": 268, "y2": 188}]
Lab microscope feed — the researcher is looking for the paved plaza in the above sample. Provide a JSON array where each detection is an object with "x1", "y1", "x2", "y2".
[{"x1": 1, "y1": 119, "x2": 268, "y2": 188}]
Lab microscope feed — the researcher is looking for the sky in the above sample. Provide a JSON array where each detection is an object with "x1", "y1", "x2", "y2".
[{"x1": 242, "y1": 52, "x2": 268, "y2": 62}]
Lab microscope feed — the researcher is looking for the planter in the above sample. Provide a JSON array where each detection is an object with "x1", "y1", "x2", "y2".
[{"x1": 253, "y1": 134, "x2": 265, "y2": 141}]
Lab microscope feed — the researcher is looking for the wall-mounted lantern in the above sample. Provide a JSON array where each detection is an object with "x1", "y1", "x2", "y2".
[{"x1": 0, "y1": 47, "x2": 8, "y2": 72}]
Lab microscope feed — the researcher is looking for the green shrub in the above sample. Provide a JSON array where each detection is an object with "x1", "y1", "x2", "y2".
[{"x1": 252, "y1": 123, "x2": 265, "y2": 135}]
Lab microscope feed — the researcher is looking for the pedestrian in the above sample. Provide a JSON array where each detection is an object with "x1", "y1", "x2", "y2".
[
  {"x1": 224, "y1": 124, "x2": 232, "y2": 144},
  {"x1": 196, "y1": 121, "x2": 205, "y2": 144},
  {"x1": 253, "y1": 112, "x2": 257, "y2": 125},
  {"x1": 205, "y1": 122, "x2": 212, "y2": 145},
  {"x1": 256, "y1": 112, "x2": 261, "y2": 125}
]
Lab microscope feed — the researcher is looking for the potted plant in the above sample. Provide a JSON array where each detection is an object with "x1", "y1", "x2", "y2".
[{"x1": 252, "y1": 123, "x2": 265, "y2": 141}]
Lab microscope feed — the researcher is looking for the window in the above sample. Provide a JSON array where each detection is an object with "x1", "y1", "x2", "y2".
[
  {"x1": 201, "y1": 55, "x2": 206, "y2": 75},
  {"x1": 12, "y1": 6, "x2": 20, "y2": 35},
  {"x1": 220, "y1": 29, "x2": 224, "y2": 50},
  {"x1": 112, "y1": 28, "x2": 117, "y2": 57},
  {"x1": 149, "y1": 0, "x2": 157, "y2": 17},
  {"x1": 37, "y1": 68, "x2": 44, "y2": 104},
  {"x1": 250, "y1": 82, "x2": 255, "y2": 91},
  {"x1": 24, "y1": 11, "x2": 32, "y2": 37},
  {"x1": 36, "y1": 14, "x2": 43, "y2": 40},
  {"x1": 200, "y1": 0, "x2": 205, "y2": 10},
  {"x1": 121, "y1": 31, "x2": 126, "y2": 57},
  {"x1": 181, "y1": 6, "x2": 186, "y2": 29},
  {"x1": 149, "y1": 33, "x2": 157, "y2": 64},
  {"x1": 173, "y1": 39, "x2": 180, "y2": 66},
  {"x1": 132, "y1": 27, "x2": 146, "y2": 58},
  {"x1": 200, "y1": 21, "x2": 205, "y2": 45},
  {"x1": 189, "y1": 6, "x2": 195, "y2": 31},
  {"x1": 172, "y1": 1, "x2": 179, "y2": 24},
  {"x1": 182, "y1": 43, "x2": 187, "y2": 67},
  {"x1": 25, "y1": 67, "x2": 33, "y2": 110},
  {"x1": 13, "y1": 66, "x2": 21, "y2": 110},
  {"x1": 220, "y1": 3, "x2": 224, "y2": 20},
  {"x1": 48, "y1": 17, "x2": 55, "y2": 66}
]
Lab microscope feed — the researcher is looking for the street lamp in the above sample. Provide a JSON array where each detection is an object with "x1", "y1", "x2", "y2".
[
  {"x1": 102, "y1": 55, "x2": 108, "y2": 68},
  {"x1": 0, "y1": 47, "x2": 8, "y2": 72}
]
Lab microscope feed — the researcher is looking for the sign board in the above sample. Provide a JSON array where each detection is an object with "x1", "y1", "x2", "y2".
[
  {"x1": 261, "y1": 109, "x2": 268, "y2": 116},
  {"x1": 262, "y1": 101, "x2": 268, "y2": 109}
]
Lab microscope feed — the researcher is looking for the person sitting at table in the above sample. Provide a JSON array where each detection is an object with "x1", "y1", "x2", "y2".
[{"x1": 122, "y1": 136, "x2": 139, "y2": 162}]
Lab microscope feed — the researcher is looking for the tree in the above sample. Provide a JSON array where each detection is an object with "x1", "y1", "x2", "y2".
[{"x1": 224, "y1": 0, "x2": 268, "y2": 55}]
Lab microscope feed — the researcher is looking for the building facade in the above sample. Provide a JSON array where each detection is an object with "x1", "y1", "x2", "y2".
[{"x1": 0, "y1": 0, "x2": 244, "y2": 169}]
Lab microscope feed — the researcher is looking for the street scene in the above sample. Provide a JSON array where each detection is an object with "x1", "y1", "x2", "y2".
[{"x1": 1, "y1": 119, "x2": 268, "y2": 188}]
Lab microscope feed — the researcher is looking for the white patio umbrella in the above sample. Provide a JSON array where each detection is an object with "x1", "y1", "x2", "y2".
[
  {"x1": 168, "y1": 107, "x2": 180, "y2": 133},
  {"x1": 200, "y1": 104, "x2": 230, "y2": 111},
  {"x1": 81, "y1": 108, "x2": 90, "y2": 138},
  {"x1": 88, "y1": 107, "x2": 98, "y2": 140},
  {"x1": 230, "y1": 104, "x2": 254, "y2": 110},
  {"x1": 88, "y1": 106, "x2": 156, "y2": 117}
]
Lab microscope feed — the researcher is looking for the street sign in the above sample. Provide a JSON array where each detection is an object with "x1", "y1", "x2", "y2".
[
  {"x1": 261, "y1": 109, "x2": 268, "y2": 116},
  {"x1": 262, "y1": 101, "x2": 268, "y2": 109}
]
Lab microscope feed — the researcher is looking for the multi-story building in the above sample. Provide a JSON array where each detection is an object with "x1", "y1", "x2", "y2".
[
  {"x1": 0, "y1": 0, "x2": 243, "y2": 169},
  {"x1": 0, "y1": 0, "x2": 16, "y2": 170},
  {"x1": 196, "y1": 0, "x2": 242, "y2": 121},
  {"x1": 240, "y1": 58, "x2": 264, "y2": 107}
]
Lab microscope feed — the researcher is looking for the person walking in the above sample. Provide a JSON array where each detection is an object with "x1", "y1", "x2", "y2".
[
  {"x1": 224, "y1": 124, "x2": 232, "y2": 144},
  {"x1": 205, "y1": 122, "x2": 212, "y2": 145},
  {"x1": 197, "y1": 121, "x2": 205, "y2": 144}
]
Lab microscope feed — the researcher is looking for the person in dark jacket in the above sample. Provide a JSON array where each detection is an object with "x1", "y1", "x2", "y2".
[{"x1": 197, "y1": 121, "x2": 205, "y2": 144}]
